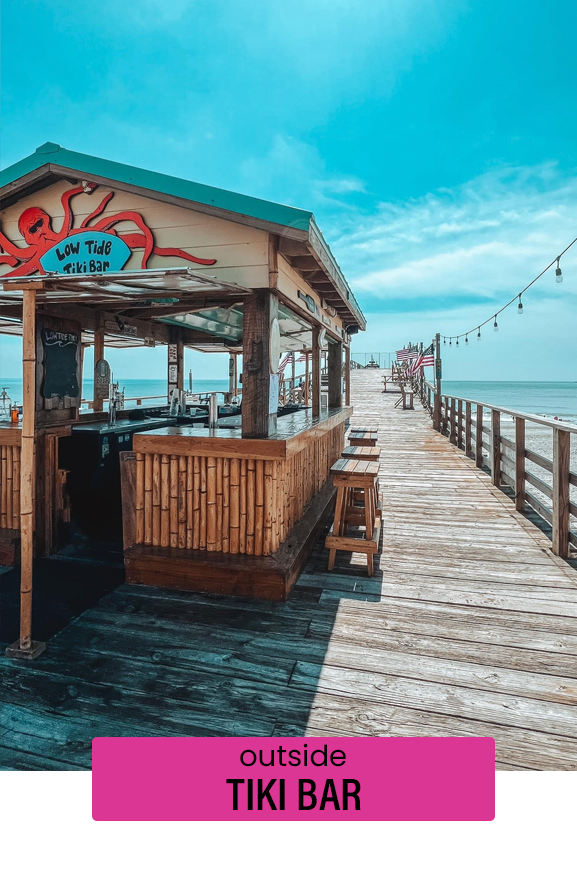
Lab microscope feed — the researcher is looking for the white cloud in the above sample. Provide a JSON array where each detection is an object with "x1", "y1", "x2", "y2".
[{"x1": 328, "y1": 163, "x2": 577, "y2": 307}]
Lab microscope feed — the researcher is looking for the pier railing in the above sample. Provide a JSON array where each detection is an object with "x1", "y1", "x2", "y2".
[{"x1": 418, "y1": 380, "x2": 577, "y2": 559}]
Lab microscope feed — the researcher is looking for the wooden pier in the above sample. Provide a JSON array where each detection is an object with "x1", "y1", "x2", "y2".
[{"x1": 2, "y1": 368, "x2": 577, "y2": 770}]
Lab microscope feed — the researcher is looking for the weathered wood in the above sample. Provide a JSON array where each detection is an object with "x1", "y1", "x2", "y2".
[
  {"x1": 475, "y1": 404, "x2": 483, "y2": 468},
  {"x1": 19, "y1": 288, "x2": 36, "y2": 650},
  {"x1": 241, "y1": 290, "x2": 279, "y2": 438},
  {"x1": 465, "y1": 402, "x2": 472, "y2": 458},
  {"x1": 491, "y1": 408, "x2": 501, "y2": 487},
  {"x1": 92, "y1": 314, "x2": 105, "y2": 413},
  {"x1": 3, "y1": 369, "x2": 577, "y2": 771},
  {"x1": 327, "y1": 340, "x2": 343, "y2": 408},
  {"x1": 552, "y1": 429, "x2": 571, "y2": 558},
  {"x1": 515, "y1": 416, "x2": 526, "y2": 512},
  {"x1": 119, "y1": 452, "x2": 137, "y2": 549},
  {"x1": 311, "y1": 325, "x2": 321, "y2": 417}
]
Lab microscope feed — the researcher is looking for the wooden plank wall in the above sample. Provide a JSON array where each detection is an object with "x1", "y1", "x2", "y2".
[
  {"x1": 133, "y1": 423, "x2": 344, "y2": 556},
  {"x1": 0, "y1": 444, "x2": 20, "y2": 530}
]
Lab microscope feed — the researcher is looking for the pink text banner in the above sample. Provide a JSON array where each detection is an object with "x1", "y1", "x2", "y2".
[{"x1": 92, "y1": 736, "x2": 495, "y2": 821}]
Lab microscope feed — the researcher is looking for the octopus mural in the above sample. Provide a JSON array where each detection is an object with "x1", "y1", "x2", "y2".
[{"x1": 0, "y1": 182, "x2": 217, "y2": 276}]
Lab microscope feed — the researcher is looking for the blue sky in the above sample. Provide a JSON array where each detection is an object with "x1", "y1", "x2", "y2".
[{"x1": 1, "y1": 0, "x2": 576, "y2": 380}]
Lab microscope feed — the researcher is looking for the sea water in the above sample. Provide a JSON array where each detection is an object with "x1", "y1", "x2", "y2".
[
  {"x1": 0, "y1": 378, "x2": 230, "y2": 408},
  {"x1": 442, "y1": 381, "x2": 577, "y2": 423},
  {"x1": 1, "y1": 378, "x2": 576, "y2": 422}
]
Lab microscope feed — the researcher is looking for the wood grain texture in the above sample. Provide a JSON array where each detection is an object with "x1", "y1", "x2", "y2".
[{"x1": 3, "y1": 369, "x2": 576, "y2": 771}]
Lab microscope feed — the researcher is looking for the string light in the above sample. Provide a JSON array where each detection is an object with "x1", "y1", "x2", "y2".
[
  {"x1": 555, "y1": 257, "x2": 563, "y2": 283},
  {"x1": 456, "y1": 338, "x2": 459, "y2": 346},
  {"x1": 440, "y1": 236, "x2": 576, "y2": 342},
  {"x1": 465, "y1": 334, "x2": 469, "y2": 345},
  {"x1": 449, "y1": 338, "x2": 452, "y2": 346}
]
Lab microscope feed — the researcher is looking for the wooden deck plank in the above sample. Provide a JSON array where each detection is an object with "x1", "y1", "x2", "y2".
[{"x1": 1, "y1": 369, "x2": 576, "y2": 769}]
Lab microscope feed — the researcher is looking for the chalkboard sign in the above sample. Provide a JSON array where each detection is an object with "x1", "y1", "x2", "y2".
[{"x1": 41, "y1": 328, "x2": 80, "y2": 399}]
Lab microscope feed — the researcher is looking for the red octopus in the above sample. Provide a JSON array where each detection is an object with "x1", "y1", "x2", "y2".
[{"x1": 0, "y1": 182, "x2": 216, "y2": 276}]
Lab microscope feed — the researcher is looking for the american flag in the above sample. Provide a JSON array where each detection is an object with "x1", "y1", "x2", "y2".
[
  {"x1": 296, "y1": 352, "x2": 307, "y2": 363},
  {"x1": 408, "y1": 344, "x2": 434, "y2": 374},
  {"x1": 396, "y1": 348, "x2": 419, "y2": 361},
  {"x1": 278, "y1": 352, "x2": 294, "y2": 373}
]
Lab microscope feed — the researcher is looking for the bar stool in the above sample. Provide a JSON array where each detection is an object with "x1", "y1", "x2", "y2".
[
  {"x1": 348, "y1": 428, "x2": 378, "y2": 447},
  {"x1": 326, "y1": 458, "x2": 381, "y2": 576},
  {"x1": 341, "y1": 445, "x2": 381, "y2": 521},
  {"x1": 341, "y1": 444, "x2": 381, "y2": 461}
]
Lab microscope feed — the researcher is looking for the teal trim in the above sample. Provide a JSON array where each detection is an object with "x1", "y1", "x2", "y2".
[{"x1": 0, "y1": 143, "x2": 312, "y2": 231}]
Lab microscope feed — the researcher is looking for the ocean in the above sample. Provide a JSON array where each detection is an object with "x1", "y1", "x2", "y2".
[
  {"x1": 0, "y1": 378, "x2": 230, "y2": 408},
  {"x1": 442, "y1": 381, "x2": 577, "y2": 423},
  {"x1": 1, "y1": 377, "x2": 576, "y2": 422}
]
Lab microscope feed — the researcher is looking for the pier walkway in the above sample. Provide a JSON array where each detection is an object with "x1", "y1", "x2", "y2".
[{"x1": 2, "y1": 369, "x2": 577, "y2": 770}]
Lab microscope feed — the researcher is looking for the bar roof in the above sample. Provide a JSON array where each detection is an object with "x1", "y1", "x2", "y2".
[{"x1": 0, "y1": 143, "x2": 366, "y2": 329}]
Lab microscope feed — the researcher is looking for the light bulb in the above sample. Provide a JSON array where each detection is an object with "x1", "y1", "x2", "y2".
[
  {"x1": 555, "y1": 258, "x2": 563, "y2": 283},
  {"x1": 493, "y1": 317, "x2": 499, "y2": 332},
  {"x1": 456, "y1": 338, "x2": 459, "y2": 347},
  {"x1": 465, "y1": 335, "x2": 469, "y2": 345},
  {"x1": 443, "y1": 338, "x2": 446, "y2": 345},
  {"x1": 477, "y1": 328, "x2": 481, "y2": 341},
  {"x1": 449, "y1": 338, "x2": 452, "y2": 346},
  {"x1": 517, "y1": 295, "x2": 523, "y2": 314}
]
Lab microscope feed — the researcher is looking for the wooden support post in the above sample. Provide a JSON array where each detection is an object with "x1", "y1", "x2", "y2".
[
  {"x1": 176, "y1": 334, "x2": 184, "y2": 391},
  {"x1": 241, "y1": 290, "x2": 279, "y2": 438},
  {"x1": 228, "y1": 353, "x2": 236, "y2": 399},
  {"x1": 328, "y1": 340, "x2": 343, "y2": 409},
  {"x1": 552, "y1": 429, "x2": 570, "y2": 558},
  {"x1": 457, "y1": 399, "x2": 463, "y2": 449},
  {"x1": 476, "y1": 404, "x2": 484, "y2": 468},
  {"x1": 304, "y1": 353, "x2": 310, "y2": 406},
  {"x1": 291, "y1": 351, "x2": 296, "y2": 402},
  {"x1": 465, "y1": 402, "x2": 472, "y2": 458},
  {"x1": 344, "y1": 344, "x2": 351, "y2": 407},
  {"x1": 450, "y1": 398, "x2": 457, "y2": 445},
  {"x1": 491, "y1": 409, "x2": 501, "y2": 487},
  {"x1": 6, "y1": 288, "x2": 45, "y2": 660},
  {"x1": 93, "y1": 314, "x2": 105, "y2": 412},
  {"x1": 311, "y1": 326, "x2": 321, "y2": 417},
  {"x1": 515, "y1": 417, "x2": 526, "y2": 512}
]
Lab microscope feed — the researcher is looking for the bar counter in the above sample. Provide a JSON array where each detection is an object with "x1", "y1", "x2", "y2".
[{"x1": 124, "y1": 405, "x2": 352, "y2": 599}]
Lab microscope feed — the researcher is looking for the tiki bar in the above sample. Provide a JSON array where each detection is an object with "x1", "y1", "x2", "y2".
[{"x1": 0, "y1": 143, "x2": 365, "y2": 658}]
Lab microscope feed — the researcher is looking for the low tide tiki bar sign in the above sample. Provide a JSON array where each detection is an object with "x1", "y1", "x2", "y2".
[{"x1": 0, "y1": 183, "x2": 216, "y2": 276}]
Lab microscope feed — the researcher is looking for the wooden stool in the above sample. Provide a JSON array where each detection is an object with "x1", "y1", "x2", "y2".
[
  {"x1": 342, "y1": 444, "x2": 381, "y2": 461},
  {"x1": 326, "y1": 458, "x2": 381, "y2": 575},
  {"x1": 348, "y1": 428, "x2": 378, "y2": 447}
]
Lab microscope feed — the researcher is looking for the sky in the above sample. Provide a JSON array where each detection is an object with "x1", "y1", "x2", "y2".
[{"x1": 1, "y1": 0, "x2": 576, "y2": 381}]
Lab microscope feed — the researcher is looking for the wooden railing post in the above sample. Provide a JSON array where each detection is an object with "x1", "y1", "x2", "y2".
[
  {"x1": 433, "y1": 333, "x2": 441, "y2": 431},
  {"x1": 476, "y1": 404, "x2": 483, "y2": 468},
  {"x1": 465, "y1": 402, "x2": 472, "y2": 458},
  {"x1": 552, "y1": 429, "x2": 570, "y2": 558},
  {"x1": 491, "y1": 409, "x2": 501, "y2": 487},
  {"x1": 457, "y1": 399, "x2": 463, "y2": 449},
  {"x1": 450, "y1": 398, "x2": 457, "y2": 445},
  {"x1": 515, "y1": 417, "x2": 526, "y2": 512}
]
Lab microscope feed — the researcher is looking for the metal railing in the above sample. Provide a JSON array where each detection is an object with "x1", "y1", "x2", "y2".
[{"x1": 419, "y1": 385, "x2": 577, "y2": 558}]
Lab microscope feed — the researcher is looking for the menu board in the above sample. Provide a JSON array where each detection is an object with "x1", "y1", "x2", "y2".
[{"x1": 41, "y1": 328, "x2": 80, "y2": 399}]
